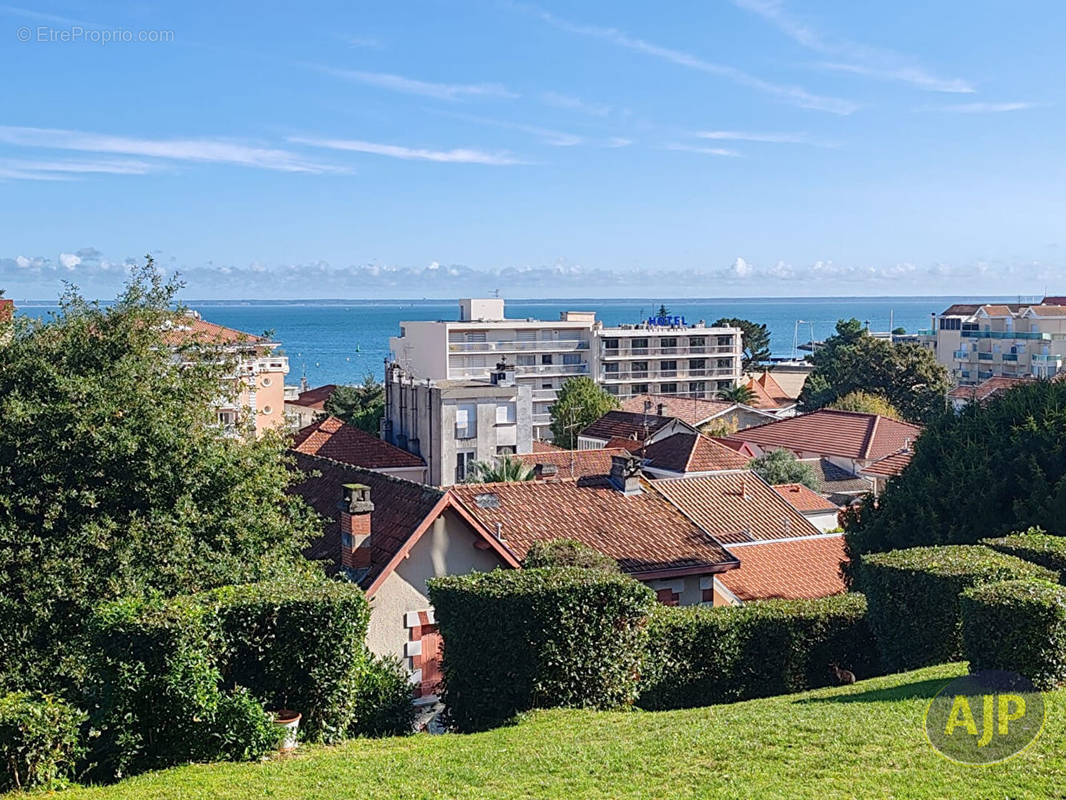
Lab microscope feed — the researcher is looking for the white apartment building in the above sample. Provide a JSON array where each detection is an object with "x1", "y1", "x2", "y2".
[
  {"x1": 919, "y1": 298, "x2": 1066, "y2": 385},
  {"x1": 388, "y1": 299, "x2": 743, "y2": 441}
]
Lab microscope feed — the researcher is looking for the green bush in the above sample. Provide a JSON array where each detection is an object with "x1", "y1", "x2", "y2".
[
  {"x1": 198, "y1": 576, "x2": 370, "y2": 743},
  {"x1": 0, "y1": 692, "x2": 85, "y2": 793},
  {"x1": 981, "y1": 528, "x2": 1066, "y2": 578},
  {"x1": 88, "y1": 596, "x2": 226, "y2": 778},
  {"x1": 429, "y1": 568, "x2": 655, "y2": 731},
  {"x1": 522, "y1": 539, "x2": 619, "y2": 571},
  {"x1": 859, "y1": 545, "x2": 1056, "y2": 672},
  {"x1": 639, "y1": 593, "x2": 877, "y2": 710},
  {"x1": 350, "y1": 655, "x2": 416, "y2": 738},
  {"x1": 961, "y1": 579, "x2": 1066, "y2": 690},
  {"x1": 210, "y1": 687, "x2": 282, "y2": 761}
]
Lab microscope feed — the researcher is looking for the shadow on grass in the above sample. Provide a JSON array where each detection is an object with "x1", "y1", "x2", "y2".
[{"x1": 795, "y1": 677, "x2": 951, "y2": 705}]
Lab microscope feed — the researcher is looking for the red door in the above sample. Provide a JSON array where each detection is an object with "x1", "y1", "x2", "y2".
[{"x1": 419, "y1": 624, "x2": 443, "y2": 697}]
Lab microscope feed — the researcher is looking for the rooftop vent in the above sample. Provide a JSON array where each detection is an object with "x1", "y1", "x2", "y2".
[
  {"x1": 609, "y1": 454, "x2": 642, "y2": 495},
  {"x1": 538, "y1": 463, "x2": 558, "y2": 478},
  {"x1": 474, "y1": 492, "x2": 501, "y2": 509}
]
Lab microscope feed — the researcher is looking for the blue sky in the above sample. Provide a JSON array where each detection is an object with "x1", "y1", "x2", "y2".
[{"x1": 2, "y1": 0, "x2": 1065, "y2": 299}]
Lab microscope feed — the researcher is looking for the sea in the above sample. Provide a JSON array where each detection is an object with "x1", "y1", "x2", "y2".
[{"x1": 14, "y1": 296, "x2": 1014, "y2": 387}]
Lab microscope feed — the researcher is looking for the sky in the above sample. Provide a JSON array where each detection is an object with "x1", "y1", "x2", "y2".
[{"x1": 2, "y1": 0, "x2": 1065, "y2": 300}]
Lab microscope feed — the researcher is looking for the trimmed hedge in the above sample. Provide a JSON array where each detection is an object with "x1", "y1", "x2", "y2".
[
  {"x1": 639, "y1": 593, "x2": 877, "y2": 710},
  {"x1": 962, "y1": 579, "x2": 1066, "y2": 690},
  {"x1": 522, "y1": 539, "x2": 619, "y2": 571},
  {"x1": 429, "y1": 568, "x2": 655, "y2": 731},
  {"x1": 860, "y1": 545, "x2": 1056, "y2": 672},
  {"x1": 0, "y1": 692, "x2": 85, "y2": 793},
  {"x1": 350, "y1": 655, "x2": 417, "y2": 738},
  {"x1": 198, "y1": 576, "x2": 370, "y2": 743},
  {"x1": 981, "y1": 528, "x2": 1066, "y2": 578}
]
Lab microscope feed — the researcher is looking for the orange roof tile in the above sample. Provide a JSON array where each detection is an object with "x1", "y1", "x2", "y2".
[
  {"x1": 948, "y1": 376, "x2": 1033, "y2": 402},
  {"x1": 651, "y1": 471, "x2": 821, "y2": 544},
  {"x1": 718, "y1": 534, "x2": 847, "y2": 602},
  {"x1": 643, "y1": 432, "x2": 749, "y2": 474},
  {"x1": 0, "y1": 299, "x2": 12, "y2": 324},
  {"x1": 580, "y1": 410, "x2": 693, "y2": 442},
  {"x1": 292, "y1": 416, "x2": 425, "y2": 470},
  {"x1": 729, "y1": 409, "x2": 921, "y2": 461},
  {"x1": 743, "y1": 371, "x2": 794, "y2": 409},
  {"x1": 516, "y1": 448, "x2": 631, "y2": 481},
  {"x1": 289, "y1": 384, "x2": 338, "y2": 410},
  {"x1": 620, "y1": 394, "x2": 734, "y2": 426},
  {"x1": 449, "y1": 478, "x2": 738, "y2": 578},
  {"x1": 162, "y1": 313, "x2": 270, "y2": 348},
  {"x1": 859, "y1": 448, "x2": 913, "y2": 478},
  {"x1": 772, "y1": 483, "x2": 839, "y2": 513},
  {"x1": 531, "y1": 440, "x2": 564, "y2": 453}
]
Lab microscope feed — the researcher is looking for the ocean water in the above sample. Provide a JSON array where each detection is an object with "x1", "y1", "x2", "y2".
[{"x1": 15, "y1": 296, "x2": 1008, "y2": 387}]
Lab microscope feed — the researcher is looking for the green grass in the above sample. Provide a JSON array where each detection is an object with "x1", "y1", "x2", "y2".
[{"x1": 25, "y1": 664, "x2": 1066, "y2": 799}]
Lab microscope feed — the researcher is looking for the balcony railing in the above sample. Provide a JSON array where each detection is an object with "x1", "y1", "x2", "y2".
[
  {"x1": 977, "y1": 353, "x2": 994, "y2": 361},
  {"x1": 451, "y1": 363, "x2": 589, "y2": 379},
  {"x1": 449, "y1": 339, "x2": 589, "y2": 353},
  {"x1": 531, "y1": 389, "x2": 557, "y2": 401},
  {"x1": 1002, "y1": 353, "x2": 1019, "y2": 362},
  {"x1": 601, "y1": 367, "x2": 737, "y2": 382},
  {"x1": 602, "y1": 345, "x2": 737, "y2": 358},
  {"x1": 531, "y1": 413, "x2": 551, "y2": 425},
  {"x1": 952, "y1": 350, "x2": 969, "y2": 360},
  {"x1": 1032, "y1": 354, "x2": 1062, "y2": 363},
  {"x1": 962, "y1": 330, "x2": 1049, "y2": 340}
]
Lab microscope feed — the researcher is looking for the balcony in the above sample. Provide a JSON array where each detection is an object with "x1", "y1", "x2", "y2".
[
  {"x1": 1002, "y1": 353, "x2": 1019, "y2": 362},
  {"x1": 601, "y1": 345, "x2": 737, "y2": 358},
  {"x1": 531, "y1": 389, "x2": 557, "y2": 401},
  {"x1": 601, "y1": 367, "x2": 737, "y2": 382},
  {"x1": 1033, "y1": 354, "x2": 1062, "y2": 363},
  {"x1": 962, "y1": 330, "x2": 1049, "y2": 341},
  {"x1": 448, "y1": 339, "x2": 589, "y2": 353},
  {"x1": 952, "y1": 350, "x2": 969, "y2": 360},
  {"x1": 977, "y1": 353, "x2": 994, "y2": 361},
  {"x1": 451, "y1": 363, "x2": 589, "y2": 379},
  {"x1": 531, "y1": 413, "x2": 551, "y2": 425}
]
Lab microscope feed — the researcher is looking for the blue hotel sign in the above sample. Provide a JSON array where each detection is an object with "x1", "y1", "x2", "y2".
[{"x1": 647, "y1": 315, "x2": 686, "y2": 327}]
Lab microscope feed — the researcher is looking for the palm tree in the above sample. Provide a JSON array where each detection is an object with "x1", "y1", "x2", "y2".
[
  {"x1": 464, "y1": 454, "x2": 535, "y2": 484},
  {"x1": 720, "y1": 383, "x2": 757, "y2": 405}
]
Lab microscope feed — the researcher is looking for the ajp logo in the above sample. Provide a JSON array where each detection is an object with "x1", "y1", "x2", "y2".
[{"x1": 925, "y1": 671, "x2": 1045, "y2": 765}]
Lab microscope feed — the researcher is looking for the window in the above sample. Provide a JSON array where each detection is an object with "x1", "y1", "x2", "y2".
[
  {"x1": 465, "y1": 332, "x2": 487, "y2": 343},
  {"x1": 632, "y1": 361, "x2": 648, "y2": 378},
  {"x1": 689, "y1": 358, "x2": 706, "y2": 371},
  {"x1": 660, "y1": 337, "x2": 678, "y2": 353},
  {"x1": 496, "y1": 402, "x2": 516, "y2": 425},
  {"x1": 604, "y1": 362, "x2": 619, "y2": 374},
  {"x1": 940, "y1": 317, "x2": 962, "y2": 331},
  {"x1": 605, "y1": 384, "x2": 619, "y2": 395},
  {"x1": 562, "y1": 353, "x2": 582, "y2": 365},
  {"x1": 659, "y1": 383, "x2": 678, "y2": 394},
  {"x1": 455, "y1": 404, "x2": 477, "y2": 439},
  {"x1": 517, "y1": 354, "x2": 535, "y2": 366},
  {"x1": 541, "y1": 354, "x2": 554, "y2": 365},
  {"x1": 632, "y1": 338, "x2": 649, "y2": 355},
  {"x1": 689, "y1": 381, "x2": 707, "y2": 398},
  {"x1": 660, "y1": 360, "x2": 677, "y2": 376},
  {"x1": 456, "y1": 450, "x2": 476, "y2": 482},
  {"x1": 633, "y1": 384, "x2": 649, "y2": 394},
  {"x1": 604, "y1": 338, "x2": 619, "y2": 350},
  {"x1": 496, "y1": 445, "x2": 516, "y2": 455},
  {"x1": 689, "y1": 336, "x2": 706, "y2": 348},
  {"x1": 261, "y1": 376, "x2": 272, "y2": 387},
  {"x1": 542, "y1": 382, "x2": 553, "y2": 389}
]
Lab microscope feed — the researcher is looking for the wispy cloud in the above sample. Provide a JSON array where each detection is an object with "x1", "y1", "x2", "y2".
[
  {"x1": 540, "y1": 91, "x2": 610, "y2": 117},
  {"x1": 431, "y1": 109, "x2": 584, "y2": 147},
  {"x1": 516, "y1": 4, "x2": 858, "y2": 115},
  {"x1": 340, "y1": 34, "x2": 382, "y2": 49},
  {"x1": 0, "y1": 4, "x2": 99, "y2": 27},
  {"x1": 0, "y1": 157, "x2": 159, "y2": 181},
  {"x1": 921, "y1": 101, "x2": 1039, "y2": 113},
  {"x1": 695, "y1": 130, "x2": 833, "y2": 146},
  {"x1": 306, "y1": 64, "x2": 518, "y2": 100},
  {"x1": 288, "y1": 136, "x2": 526, "y2": 165},
  {"x1": 665, "y1": 143, "x2": 742, "y2": 158},
  {"x1": 731, "y1": 0, "x2": 974, "y2": 94},
  {"x1": 0, "y1": 125, "x2": 344, "y2": 173}
]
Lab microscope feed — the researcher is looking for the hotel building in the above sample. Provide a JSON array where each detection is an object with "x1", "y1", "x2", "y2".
[
  {"x1": 919, "y1": 298, "x2": 1066, "y2": 385},
  {"x1": 388, "y1": 299, "x2": 743, "y2": 441}
]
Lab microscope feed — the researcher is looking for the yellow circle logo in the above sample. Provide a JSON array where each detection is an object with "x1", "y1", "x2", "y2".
[{"x1": 925, "y1": 671, "x2": 1045, "y2": 765}]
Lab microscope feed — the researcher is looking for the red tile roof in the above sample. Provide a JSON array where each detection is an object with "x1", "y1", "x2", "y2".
[
  {"x1": 948, "y1": 376, "x2": 1034, "y2": 403},
  {"x1": 728, "y1": 409, "x2": 921, "y2": 462},
  {"x1": 0, "y1": 298, "x2": 12, "y2": 324},
  {"x1": 289, "y1": 384, "x2": 338, "y2": 410},
  {"x1": 772, "y1": 483, "x2": 839, "y2": 513},
  {"x1": 651, "y1": 471, "x2": 821, "y2": 544},
  {"x1": 718, "y1": 535, "x2": 847, "y2": 602},
  {"x1": 713, "y1": 437, "x2": 760, "y2": 458},
  {"x1": 531, "y1": 440, "x2": 564, "y2": 453},
  {"x1": 859, "y1": 448, "x2": 913, "y2": 478},
  {"x1": 292, "y1": 416, "x2": 425, "y2": 470},
  {"x1": 643, "y1": 432, "x2": 749, "y2": 474},
  {"x1": 620, "y1": 394, "x2": 734, "y2": 426},
  {"x1": 516, "y1": 448, "x2": 631, "y2": 481},
  {"x1": 604, "y1": 436, "x2": 644, "y2": 452},
  {"x1": 1042, "y1": 296, "x2": 1066, "y2": 305},
  {"x1": 743, "y1": 372, "x2": 794, "y2": 409},
  {"x1": 449, "y1": 478, "x2": 738, "y2": 578},
  {"x1": 579, "y1": 410, "x2": 687, "y2": 443},
  {"x1": 289, "y1": 452, "x2": 445, "y2": 586},
  {"x1": 162, "y1": 313, "x2": 270, "y2": 348}
]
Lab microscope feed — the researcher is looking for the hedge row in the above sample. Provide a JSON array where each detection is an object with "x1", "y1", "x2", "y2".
[
  {"x1": 639, "y1": 593, "x2": 877, "y2": 710},
  {"x1": 0, "y1": 693, "x2": 85, "y2": 793},
  {"x1": 962, "y1": 579, "x2": 1066, "y2": 690},
  {"x1": 429, "y1": 568, "x2": 655, "y2": 731},
  {"x1": 981, "y1": 528, "x2": 1066, "y2": 578},
  {"x1": 89, "y1": 575, "x2": 371, "y2": 778},
  {"x1": 859, "y1": 545, "x2": 1056, "y2": 672}
]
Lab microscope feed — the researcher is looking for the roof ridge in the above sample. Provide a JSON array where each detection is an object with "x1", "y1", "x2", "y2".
[
  {"x1": 292, "y1": 451, "x2": 443, "y2": 494},
  {"x1": 863, "y1": 414, "x2": 879, "y2": 460}
]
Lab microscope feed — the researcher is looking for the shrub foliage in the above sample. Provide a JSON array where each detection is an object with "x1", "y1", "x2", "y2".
[
  {"x1": 639, "y1": 593, "x2": 877, "y2": 710},
  {"x1": 981, "y1": 528, "x2": 1066, "y2": 578},
  {"x1": 859, "y1": 545, "x2": 1056, "y2": 672},
  {"x1": 429, "y1": 568, "x2": 654, "y2": 731},
  {"x1": 961, "y1": 579, "x2": 1066, "y2": 690},
  {"x1": 522, "y1": 539, "x2": 619, "y2": 571},
  {"x1": 0, "y1": 692, "x2": 85, "y2": 793},
  {"x1": 350, "y1": 655, "x2": 417, "y2": 738}
]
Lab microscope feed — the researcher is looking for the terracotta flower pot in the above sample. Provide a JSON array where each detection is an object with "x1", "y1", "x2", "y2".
[{"x1": 272, "y1": 709, "x2": 302, "y2": 751}]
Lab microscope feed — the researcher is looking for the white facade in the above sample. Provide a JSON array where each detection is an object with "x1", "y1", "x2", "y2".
[{"x1": 389, "y1": 300, "x2": 743, "y2": 441}]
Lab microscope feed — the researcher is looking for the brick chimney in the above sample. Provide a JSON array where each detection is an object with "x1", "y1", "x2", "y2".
[{"x1": 339, "y1": 483, "x2": 374, "y2": 570}]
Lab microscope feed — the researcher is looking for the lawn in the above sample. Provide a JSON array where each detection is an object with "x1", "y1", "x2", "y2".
[{"x1": 28, "y1": 663, "x2": 1066, "y2": 800}]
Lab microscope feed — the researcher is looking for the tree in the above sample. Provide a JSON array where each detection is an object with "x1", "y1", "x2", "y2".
[
  {"x1": 714, "y1": 317, "x2": 771, "y2": 372},
  {"x1": 0, "y1": 261, "x2": 321, "y2": 694},
  {"x1": 549, "y1": 376, "x2": 620, "y2": 449},
  {"x1": 829, "y1": 390, "x2": 903, "y2": 420},
  {"x1": 891, "y1": 327, "x2": 907, "y2": 336},
  {"x1": 464, "y1": 454, "x2": 535, "y2": 484},
  {"x1": 845, "y1": 380, "x2": 1066, "y2": 563},
  {"x1": 656, "y1": 304, "x2": 669, "y2": 317},
  {"x1": 798, "y1": 318, "x2": 949, "y2": 423},
  {"x1": 325, "y1": 374, "x2": 385, "y2": 434},
  {"x1": 748, "y1": 448, "x2": 819, "y2": 490},
  {"x1": 719, "y1": 383, "x2": 756, "y2": 405}
]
